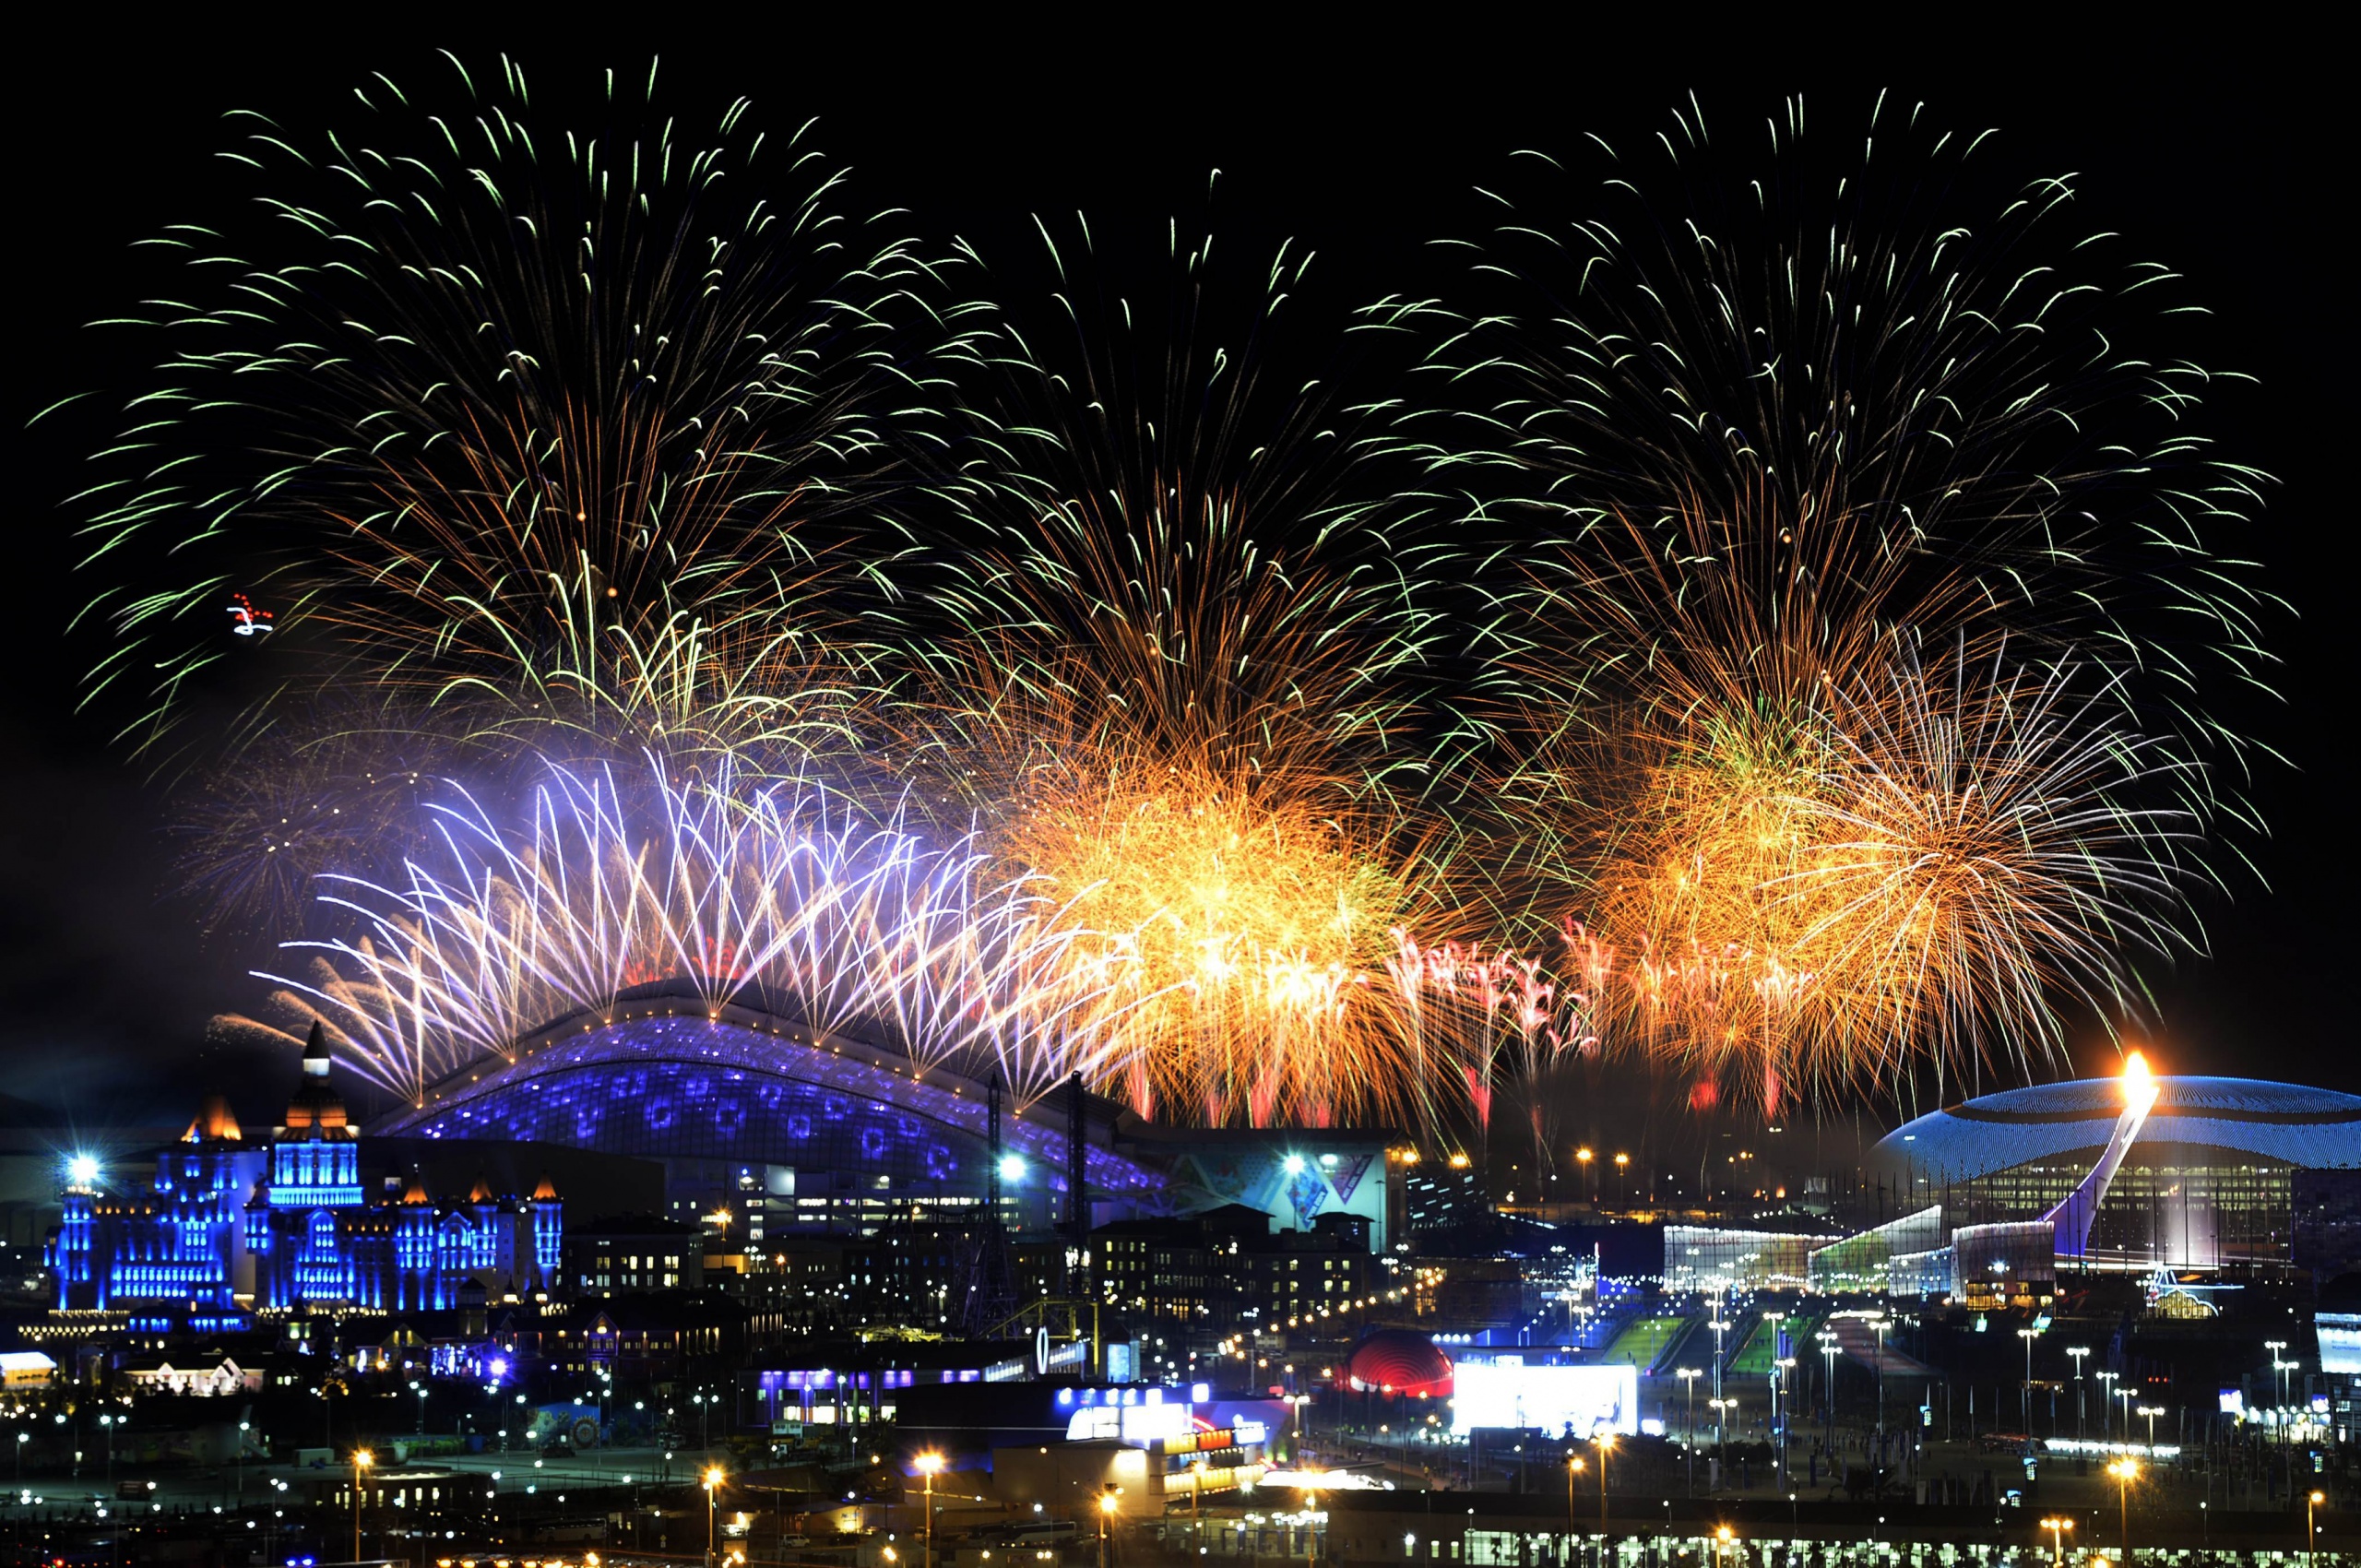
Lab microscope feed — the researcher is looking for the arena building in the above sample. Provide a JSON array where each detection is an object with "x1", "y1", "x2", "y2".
[
  {"x1": 371, "y1": 992, "x2": 1400, "y2": 1250},
  {"x1": 1875, "y1": 1059, "x2": 2361, "y2": 1283},
  {"x1": 1662, "y1": 1058, "x2": 2361, "y2": 1300}
]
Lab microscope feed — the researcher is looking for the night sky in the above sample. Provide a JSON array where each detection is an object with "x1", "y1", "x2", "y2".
[{"x1": 4, "y1": 28, "x2": 2348, "y2": 1126}]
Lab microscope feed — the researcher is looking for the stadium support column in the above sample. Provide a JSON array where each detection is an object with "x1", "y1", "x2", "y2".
[{"x1": 989, "y1": 1071, "x2": 1004, "y2": 1222}]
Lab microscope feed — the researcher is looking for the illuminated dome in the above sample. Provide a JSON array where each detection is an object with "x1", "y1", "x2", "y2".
[
  {"x1": 372, "y1": 998, "x2": 1159, "y2": 1206},
  {"x1": 1878, "y1": 1075, "x2": 2361, "y2": 1182},
  {"x1": 1342, "y1": 1328, "x2": 1453, "y2": 1396}
]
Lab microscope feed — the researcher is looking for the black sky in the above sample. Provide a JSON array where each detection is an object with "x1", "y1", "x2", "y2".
[{"x1": 3, "y1": 25, "x2": 2350, "y2": 1123}]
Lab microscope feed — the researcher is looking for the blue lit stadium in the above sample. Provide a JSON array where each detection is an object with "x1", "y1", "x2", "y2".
[
  {"x1": 1878, "y1": 1075, "x2": 2361, "y2": 1181},
  {"x1": 1667, "y1": 1066, "x2": 2361, "y2": 1300},
  {"x1": 1870, "y1": 1069, "x2": 2361, "y2": 1281},
  {"x1": 374, "y1": 996, "x2": 1164, "y2": 1237}
]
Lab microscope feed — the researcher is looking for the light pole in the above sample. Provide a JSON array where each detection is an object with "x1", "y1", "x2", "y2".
[
  {"x1": 2267, "y1": 1339, "x2": 2289, "y2": 1434},
  {"x1": 351, "y1": 1449, "x2": 373, "y2": 1564},
  {"x1": 915, "y1": 1453, "x2": 942, "y2": 1568},
  {"x1": 705, "y1": 1465, "x2": 726, "y2": 1568},
  {"x1": 2097, "y1": 1372, "x2": 2119, "y2": 1442},
  {"x1": 2310, "y1": 1488, "x2": 2326, "y2": 1567},
  {"x1": 1762, "y1": 1312, "x2": 1787, "y2": 1453},
  {"x1": 2137, "y1": 1405, "x2": 2164, "y2": 1453},
  {"x1": 1613, "y1": 1153, "x2": 1629, "y2": 1207},
  {"x1": 2106, "y1": 1456, "x2": 2138, "y2": 1565},
  {"x1": 2066, "y1": 1348, "x2": 2090, "y2": 1443},
  {"x1": 1592, "y1": 1431, "x2": 1611, "y2": 1536},
  {"x1": 1818, "y1": 1330, "x2": 1839, "y2": 1453},
  {"x1": 1098, "y1": 1488, "x2": 1120, "y2": 1568},
  {"x1": 1774, "y1": 1359, "x2": 1796, "y2": 1484},
  {"x1": 2017, "y1": 1327, "x2": 2039, "y2": 1435},
  {"x1": 1677, "y1": 1370, "x2": 1700, "y2": 1495},
  {"x1": 1869, "y1": 1315, "x2": 1890, "y2": 1440},
  {"x1": 2041, "y1": 1515, "x2": 2073, "y2": 1567},
  {"x1": 1576, "y1": 1148, "x2": 1594, "y2": 1206}
]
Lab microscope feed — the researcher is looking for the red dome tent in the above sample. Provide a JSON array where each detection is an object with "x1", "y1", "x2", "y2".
[{"x1": 1342, "y1": 1328, "x2": 1453, "y2": 1397}]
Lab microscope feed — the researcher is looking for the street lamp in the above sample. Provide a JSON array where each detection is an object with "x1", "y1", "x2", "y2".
[
  {"x1": 351, "y1": 1449, "x2": 374, "y2": 1564},
  {"x1": 2137, "y1": 1405, "x2": 2164, "y2": 1453},
  {"x1": 2016, "y1": 1327, "x2": 2040, "y2": 1435},
  {"x1": 2041, "y1": 1515, "x2": 2074, "y2": 1567},
  {"x1": 1869, "y1": 1315, "x2": 1890, "y2": 1437},
  {"x1": 1818, "y1": 1330, "x2": 1840, "y2": 1451},
  {"x1": 1575, "y1": 1147, "x2": 1594, "y2": 1206},
  {"x1": 2106, "y1": 1456, "x2": 2139, "y2": 1564},
  {"x1": 1592, "y1": 1431, "x2": 1612, "y2": 1535},
  {"x1": 1712, "y1": 1525, "x2": 1734, "y2": 1567},
  {"x1": 915, "y1": 1453, "x2": 943, "y2": 1568},
  {"x1": 1613, "y1": 1152, "x2": 1629, "y2": 1206},
  {"x1": 1097, "y1": 1488, "x2": 1120, "y2": 1568},
  {"x1": 2310, "y1": 1488, "x2": 2326, "y2": 1568},
  {"x1": 1676, "y1": 1369, "x2": 1701, "y2": 1494},
  {"x1": 2096, "y1": 1372, "x2": 2119, "y2": 1442},
  {"x1": 705, "y1": 1465, "x2": 726, "y2": 1568},
  {"x1": 2066, "y1": 1348, "x2": 2091, "y2": 1443},
  {"x1": 1563, "y1": 1452, "x2": 1581, "y2": 1537}
]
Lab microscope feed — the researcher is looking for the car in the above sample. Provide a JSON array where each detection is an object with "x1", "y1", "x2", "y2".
[{"x1": 540, "y1": 1440, "x2": 575, "y2": 1458}]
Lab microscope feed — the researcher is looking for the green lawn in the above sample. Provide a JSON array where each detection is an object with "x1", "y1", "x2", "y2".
[{"x1": 1604, "y1": 1313, "x2": 1692, "y2": 1372}]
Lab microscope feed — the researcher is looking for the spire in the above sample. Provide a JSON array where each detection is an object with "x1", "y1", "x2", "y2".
[
  {"x1": 469, "y1": 1171, "x2": 494, "y2": 1204},
  {"x1": 400, "y1": 1173, "x2": 433, "y2": 1206},
  {"x1": 302, "y1": 1020, "x2": 332, "y2": 1077},
  {"x1": 530, "y1": 1171, "x2": 559, "y2": 1202},
  {"x1": 284, "y1": 1021, "x2": 350, "y2": 1134}
]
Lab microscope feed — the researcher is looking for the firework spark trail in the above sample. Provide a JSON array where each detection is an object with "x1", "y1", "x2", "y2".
[
  {"x1": 1374, "y1": 92, "x2": 2275, "y2": 1099},
  {"x1": 219, "y1": 757, "x2": 1121, "y2": 1110},
  {"x1": 75, "y1": 53, "x2": 972, "y2": 780},
  {"x1": 908, "y1": 209, "x2": 1487, "y2": 1127}
]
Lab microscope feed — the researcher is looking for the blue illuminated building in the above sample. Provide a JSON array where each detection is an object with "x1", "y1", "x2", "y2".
[
  {"x1": 49, "y1": 1025, "x2": 562, "y2": 1329},
  {"x1": 376, "y1": 1001, "x2": 1165, "y2": 1237}
]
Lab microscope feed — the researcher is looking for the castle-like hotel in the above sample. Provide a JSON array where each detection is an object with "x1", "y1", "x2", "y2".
[{"x1": 49, "y1": 1026, "x2": 560, "y2": 1332}]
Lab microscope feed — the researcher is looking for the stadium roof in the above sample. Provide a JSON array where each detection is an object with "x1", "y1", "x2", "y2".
[
  {"x1": 1874, "y1": 1075, "x2": 2361, "y2": 1181},
  {"x1": 372, "y1": 1002, "x2": 1160, "y2": 1197}
]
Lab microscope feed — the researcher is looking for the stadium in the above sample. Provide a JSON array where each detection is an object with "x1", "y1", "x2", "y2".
[
  {"x1": 373, "y1": 992, "x2": 1397, "y2": 1250},
  {"x1": 1667, "y1": 1058, "x2": 2361, "y2": 1300}
]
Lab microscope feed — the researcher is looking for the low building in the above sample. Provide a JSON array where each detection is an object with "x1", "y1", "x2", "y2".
[{"x1": 566, "y1": 1213, "x2": 705, "y2": 1295}]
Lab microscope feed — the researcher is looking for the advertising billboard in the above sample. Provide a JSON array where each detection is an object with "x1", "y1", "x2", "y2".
[{"x1": 1449, "y1": 1360, "x2": 1640, "y2": 1438}]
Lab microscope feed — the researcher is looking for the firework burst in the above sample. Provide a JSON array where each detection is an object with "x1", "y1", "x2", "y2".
[
  {"x1": 76, "y1": 54, "x2": 966, "y2": 778},
  {"x1": 912, "y1": 210, "x2": 1481, "y2": 1126},
  {"x1": 219, "y1": 756, "x2": 1113, "y2": 1110},
  {"x1": 1386, "y1": 92, "x2": 2274, "y2": 1097}
]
